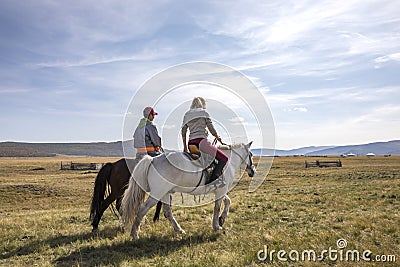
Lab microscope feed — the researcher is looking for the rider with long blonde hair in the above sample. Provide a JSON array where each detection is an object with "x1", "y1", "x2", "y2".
[{"x1": 181, "y1": 97, "x2": 228, "y2": 184}]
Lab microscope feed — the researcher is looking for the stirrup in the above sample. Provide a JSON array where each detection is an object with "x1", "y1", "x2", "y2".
[{"x1": 208, "y1": 177, "x2": 226, "y2": 188}]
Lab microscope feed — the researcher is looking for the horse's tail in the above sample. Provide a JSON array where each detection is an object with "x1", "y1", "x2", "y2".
[
  {"x1": 90, "y1": 162, "x2": 113, "y2": 224},
  {"x1": 121, "y1": 156, "x2": 152, "y2": 233}
]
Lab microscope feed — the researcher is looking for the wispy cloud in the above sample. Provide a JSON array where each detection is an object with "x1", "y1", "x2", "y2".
[
  {"x1": 352, "y1": 105, "x2": 400, "y2": 123},
  {"x1": 375, "y1": 52, "x2": 400, "y2": 63},
  {"x1": 0, "y1": 1, "x2": 399, "y2": 148},
  {"x1": 162, "y1": 124, "x2": 176, "y2": 130},
  {"x1": 35, "y1": 51, "x2": 173, "y2": 68},
  {"x1": 228, "y1": 116, "x2": 249, "y2": 126},
  {"x1": 293, "y1": 107, "x2": 308, "y2": 112},
  {"x1": 0, "y1": 88, "x2": 30, "y2": 94},
  {"x1": 194, "y1": 0, "x2": 400, "y2": 78}
]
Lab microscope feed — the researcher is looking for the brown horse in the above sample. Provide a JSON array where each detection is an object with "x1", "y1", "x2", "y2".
[{"x1": 89, "y1": 158, "x2": 163, "y2": 232}]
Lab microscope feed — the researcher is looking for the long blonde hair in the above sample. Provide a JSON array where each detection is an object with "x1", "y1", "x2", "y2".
[{"x1": 190, "y1": 97, "x2": 206, "y2": 109}]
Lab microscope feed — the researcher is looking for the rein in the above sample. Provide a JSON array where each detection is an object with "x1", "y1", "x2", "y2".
[
  {"x1": 189, "y1": 170, "x2": 205, "y2": 193},
  {"x1": 212, "y1": 137, "x2": 227, "y2": 146},
  {"x1": 212, "y1": 138, "x2": 250, "y2": 165},
  {"x1": 189, "y1": 141, "x2": 253, "y2": 192},
  {"x1": 231, "y1": 147, "x2": 252, "y2": 168}
]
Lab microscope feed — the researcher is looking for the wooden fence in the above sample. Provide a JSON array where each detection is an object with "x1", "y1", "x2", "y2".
[
  {"x1": 60, "y1": 162, "x2": 105, "y2": 170},
  {"x1": 305, "y1": 160, "x2": 342, "y2": 168}
]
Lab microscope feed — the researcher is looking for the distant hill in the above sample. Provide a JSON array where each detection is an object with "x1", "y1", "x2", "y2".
[
  {"x1": 252, "y1": 146, "x2": 334, "y2": 156},
  {"x1": 251, "y1": 148, "x2": 275, "y2": 156},
  {"x1": 0, "y1": 144, "x2": 56, "y2": 157},
  {"x1": 1, "y1": 140, "x2": 399, "y2": 157},
  {"x1": 278, "y1": 146, "x2": 335, "y2": 156},
  {"x1": 0, "y1": 141, "x2": 126, "y2": 157},
  {"x1": 252, "y1": 140, "x2": 400, "y2": 156},
  {"x1": 252, "y1": 146, "x2": 337, "y2": 156},
  {"x1": 305, "y1": 140, "x2": 400, "y2": 156}
]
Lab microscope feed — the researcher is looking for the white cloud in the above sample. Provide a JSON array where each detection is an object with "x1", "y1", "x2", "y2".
[
  {"x1": 193, "y1": 0, "x2": 400, "y2": 77},
  {"x1": 35, "y1": 48, "x2": 175, "y2": 68},
  {"x1": 1, "y1": 0, "x2": 399, "y2": 147},
  {"x1": 352, "y1": 105, "x2": 400, "y2": 123},
  {"x1": 162, "y1": 124, "x2": 176, "y2": 130},
  {"x1": 293, "y1": 107, "x2": 308, "y2": 112},
  {"x1": 228, "y1": 116, "x2": 248, "y2": 126},
  {"x1": 283, "y1": 107, "x2": 308, "y2": 113},
  {"x1": 0, "y1": 88, "x2": 30, "y2": 94},
  {"x1": 275, "y1": 104, "x2": 400, "y2": 149},
  {"x1": 374, "y1": 52, "x2": 400, "y2": 63}
]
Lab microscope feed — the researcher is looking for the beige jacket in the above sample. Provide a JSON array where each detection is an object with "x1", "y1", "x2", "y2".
[{"x1": 181, "y1": 108, "x2": 218, "y2": 140}]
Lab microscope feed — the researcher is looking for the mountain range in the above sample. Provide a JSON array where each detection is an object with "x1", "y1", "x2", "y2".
[
  {"x1": 0, "y1": 140, "x2": 399, "y2": 157},
  {"x1": 252, "y1": 140, "x2": 400, "y2": 156},
  {"x1": 0, "y1": 141, "x2": 125, "y2": 157}
]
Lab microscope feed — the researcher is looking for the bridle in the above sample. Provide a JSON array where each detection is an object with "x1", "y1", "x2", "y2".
[
  {"x1": 231, "y1": 146, "x2": 254, "y2": 170},
  {"x1": 213, "y1": 138, "x2": 255, "y2": 172}
]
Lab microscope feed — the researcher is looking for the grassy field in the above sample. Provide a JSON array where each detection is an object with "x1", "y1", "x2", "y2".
[{"x1": 0, "y1": 156, "x2": 399, "y2": 266}]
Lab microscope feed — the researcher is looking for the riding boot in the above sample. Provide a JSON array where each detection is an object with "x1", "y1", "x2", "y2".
[{"x1": 208, "y1": 160, "x2": 225, "y2": 185}]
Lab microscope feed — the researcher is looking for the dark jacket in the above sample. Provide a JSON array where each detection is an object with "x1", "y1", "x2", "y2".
[{"x1": 133, "y1": 118, "x2": 161, "y2": 149}]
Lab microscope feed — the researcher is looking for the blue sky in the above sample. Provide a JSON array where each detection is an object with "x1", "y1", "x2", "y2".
[{"x1": 0, "y1": 0, "x2": 399, "y2": 149}]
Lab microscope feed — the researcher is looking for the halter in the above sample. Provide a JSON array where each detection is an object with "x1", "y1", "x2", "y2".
[
  {"x1": 231, "y1": 146, "x2": 254, "y2": 170},
  {"x1": 213, "y1": 138, "x2": 251, "y2": 166}
]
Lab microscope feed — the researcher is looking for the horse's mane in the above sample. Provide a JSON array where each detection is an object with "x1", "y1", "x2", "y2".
[{"x1": 218, "y1": 143, "x2": 245, "y2": 150}]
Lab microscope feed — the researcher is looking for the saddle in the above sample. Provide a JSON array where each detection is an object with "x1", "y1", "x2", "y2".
[
  {"x1": 185, "y1": 144, "x2": 201, "y2": 160},
  {"x1": 183, "y1": 144, "x2": 217, "y2": 185}
]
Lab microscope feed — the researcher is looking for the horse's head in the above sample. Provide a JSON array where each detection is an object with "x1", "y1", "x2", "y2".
[
  {"x1": 231, "y1": 141, "x2": 256, "y2": 177},
  {"x1": 244, "y1": 141, "x2": 256, "y2": 177}
]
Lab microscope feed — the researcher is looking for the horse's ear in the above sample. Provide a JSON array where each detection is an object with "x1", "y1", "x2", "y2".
[{"x1": 247, "y1": 141, "x2": 253, "y2": 147}]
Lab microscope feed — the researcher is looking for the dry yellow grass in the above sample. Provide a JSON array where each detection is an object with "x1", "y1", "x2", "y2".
[{"x1": 0, "y1": 156, "x2": 399, "y2": 266}]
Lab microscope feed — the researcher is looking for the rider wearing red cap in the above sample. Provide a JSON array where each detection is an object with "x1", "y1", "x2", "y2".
[{"x1": 133, "y1": 106, "x2": 162, "y2": 159}]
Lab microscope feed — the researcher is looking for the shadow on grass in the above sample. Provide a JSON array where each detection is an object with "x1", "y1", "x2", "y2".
[
  {"x1": 54, "y1": 231, "x2": 221, "y2": 266},
  {"x1": 0, "y1": 225, "x2": 119, "y2": 261},
  {"x1": 1, "y1": 225, "x2": 220, "y2": 266}
]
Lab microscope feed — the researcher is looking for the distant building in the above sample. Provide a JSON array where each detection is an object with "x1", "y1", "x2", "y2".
[
  {"x1": 366, "y1": 152, "x2": 376, "y2": 157},
  {"x1": 347, "y1": 153, "x2": 356, "y2": 157}
]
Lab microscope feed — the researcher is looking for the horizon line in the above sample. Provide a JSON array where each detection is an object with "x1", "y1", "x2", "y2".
[{"x1": 1, "y1": 138, "x2": 399, "y2": 151}]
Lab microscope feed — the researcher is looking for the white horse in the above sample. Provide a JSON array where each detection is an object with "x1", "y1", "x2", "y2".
[{"x1": 121, "y1": 142, "x2": 255, "y2": 239}]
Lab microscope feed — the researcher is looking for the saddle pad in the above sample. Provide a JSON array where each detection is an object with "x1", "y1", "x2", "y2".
[{"x1": 166, "y1": 151, "x2": 214, "y2": 172}]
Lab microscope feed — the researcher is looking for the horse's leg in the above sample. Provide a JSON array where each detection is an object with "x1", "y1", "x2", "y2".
[
  {"x1": 153, "y1": 201, "x2": 162, "y2": 222},
  {"x1": 219, "y1": 195, "x2": 231, "y2": 227},
  {"x1": 92, "y1": 194, "x2": 116, "y2": 231},
  {"x1": 212, "y1": 197, "x2": 224, "y2": 230},
  {"x1": 116, "y1": 197, "x2": 122, "y2": 215},
  {"x1": 131, "y1": 196, "x2": 158, "y2": 239},
  {"x1": 162, "y1": 194, "x2": 185, "y2": 234}
]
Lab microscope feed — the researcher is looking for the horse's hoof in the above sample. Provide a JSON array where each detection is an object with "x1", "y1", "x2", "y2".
[
  {"x1": 213, "y1": 225, "x2": 223, "y2": 231},
  {"x1": 218, "y1": 216, "x2": 225, "y2": 227},
  {"x1": 130, "y1": 231, "x2": 139, "y2": 240},
  {"x1": 131, "y1": 234, "x2": 139, "y2": 240},
  {"x1": 178, "y1": 229, "x2": 186, "y2": 234}
]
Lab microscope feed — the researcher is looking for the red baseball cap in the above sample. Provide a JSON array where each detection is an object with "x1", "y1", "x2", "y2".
[{"x1": 143, "y1": 106, "x2": 158, "y2": 117}]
